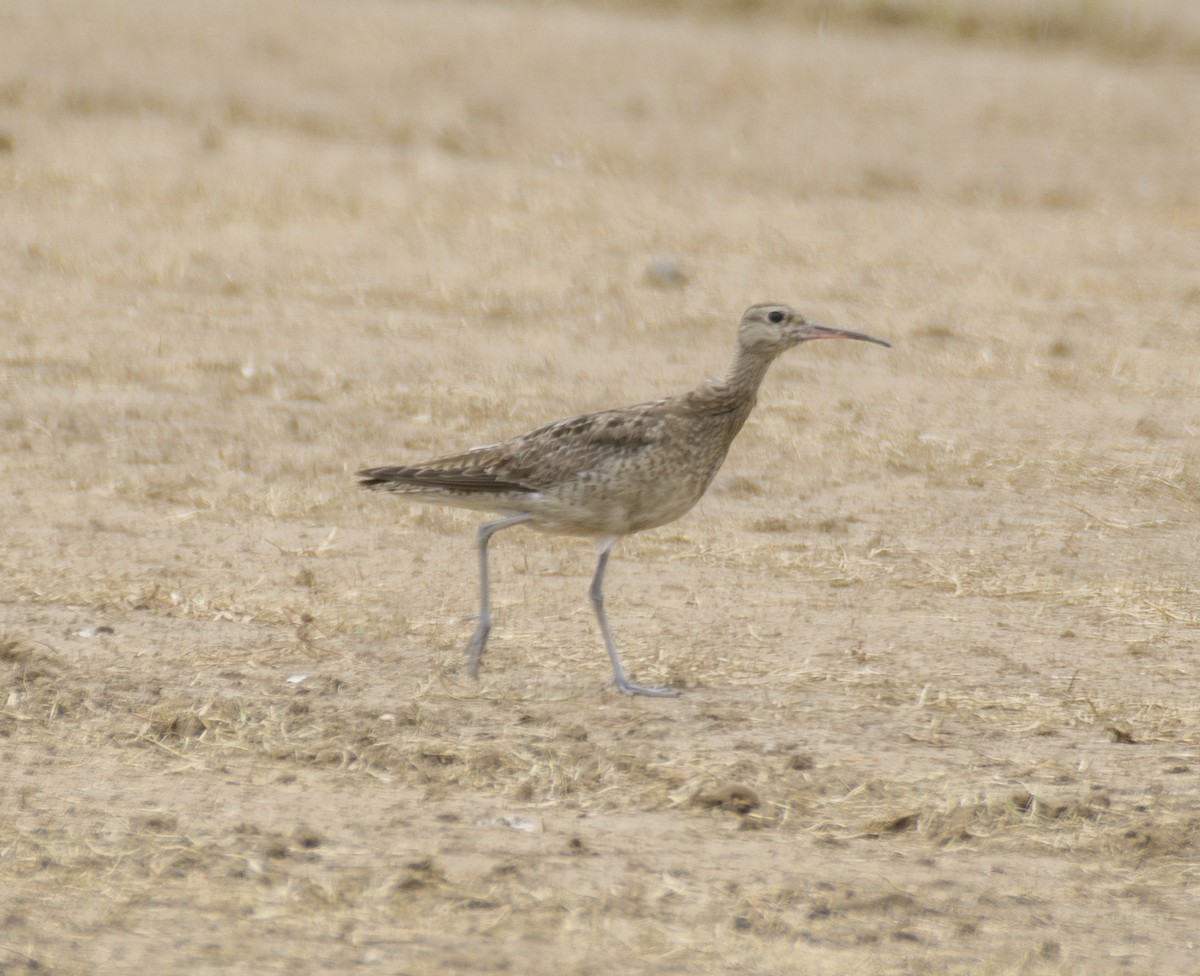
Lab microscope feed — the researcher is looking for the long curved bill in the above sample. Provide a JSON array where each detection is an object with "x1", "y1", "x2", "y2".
[{"x1": 801, "y1": 322, "x2": 891, "y2": 348}]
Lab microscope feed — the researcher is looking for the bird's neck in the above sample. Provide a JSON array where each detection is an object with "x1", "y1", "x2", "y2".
[
  {"x1": 724, "y1": 345, "x2": 779, "y2": 400},
  {"x1": 688, "y1": 345, "x2": 779, "y2": 423}
]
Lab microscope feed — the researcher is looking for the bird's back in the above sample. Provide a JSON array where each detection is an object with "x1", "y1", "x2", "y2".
[{"x1": 358, "y1": 383, "x2": 751, "y2": 538}]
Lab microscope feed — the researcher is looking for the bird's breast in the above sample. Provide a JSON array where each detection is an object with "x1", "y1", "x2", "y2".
[{"x1": 524, "y1": 449, "x2": 720, "y2": 537}]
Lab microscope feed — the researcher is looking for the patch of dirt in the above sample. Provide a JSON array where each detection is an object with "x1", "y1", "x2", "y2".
[{"x1": 2, "y1": 1, "x2": 1200, "y2": 973}]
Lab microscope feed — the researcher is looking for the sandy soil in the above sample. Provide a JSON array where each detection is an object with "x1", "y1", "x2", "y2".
[{"x1": 2, "y1": 1, "x2": 1199, "y2": 972}]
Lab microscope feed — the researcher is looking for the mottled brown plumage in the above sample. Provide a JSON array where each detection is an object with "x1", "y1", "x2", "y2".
[{"x1": 359, "y1": 303, "x2": 889, "y2": 696}]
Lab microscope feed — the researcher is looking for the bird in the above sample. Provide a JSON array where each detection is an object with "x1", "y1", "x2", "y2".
[{"x1": 358, "y1": 303, "x2": 890, "y2": 697}]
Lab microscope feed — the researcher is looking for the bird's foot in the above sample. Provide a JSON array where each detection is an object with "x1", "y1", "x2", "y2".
[
  {"x1": 464, "y1": 620, "x2": 490, "y2": 679},
  {"x1": 611, "y1": 675, "x2": 681, "y2": 698}
]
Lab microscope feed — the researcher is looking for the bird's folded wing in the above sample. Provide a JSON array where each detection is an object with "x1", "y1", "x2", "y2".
[
  {"x1": 358, "y1": 402, "x2": 670, "y2": 494},
  {"x1": 356, "y1": 456, "x2": 537, "y2": 494}
]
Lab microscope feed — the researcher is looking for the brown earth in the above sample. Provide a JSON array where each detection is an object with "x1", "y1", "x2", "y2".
[{"x1": 2, "y1": 1, "x2": 1200, "y2": 973}]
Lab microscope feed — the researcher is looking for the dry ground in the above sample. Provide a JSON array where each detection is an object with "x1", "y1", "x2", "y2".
[{"x1": 2, "y1": 0, "x2": 1200, "y2": 972}]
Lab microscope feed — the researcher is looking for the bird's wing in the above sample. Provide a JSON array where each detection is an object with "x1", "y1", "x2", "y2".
[
  {"x1": 358, "y1": 400, "x2": 671, "y2": 494},
  {"x1": 356, "y1": 456, "x2": 537, "y2": 494}
]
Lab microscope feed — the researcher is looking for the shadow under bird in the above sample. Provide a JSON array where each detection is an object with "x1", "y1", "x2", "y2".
[{"x1": 358, "y1": 303, "x2": 890, "y2": 697}]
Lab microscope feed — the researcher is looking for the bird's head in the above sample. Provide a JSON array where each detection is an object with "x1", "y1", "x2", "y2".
[{"x1": 737, "y1": 303, "x2": 891, "y2": 355}]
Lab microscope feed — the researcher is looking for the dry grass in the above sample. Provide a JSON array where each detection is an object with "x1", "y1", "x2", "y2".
[
  {"x1": 572, "y1": 0, "x2": 1200, "y2": 61},
  {"x1": 2, "y1": 0, "x2": 1200, "y2": 973}
]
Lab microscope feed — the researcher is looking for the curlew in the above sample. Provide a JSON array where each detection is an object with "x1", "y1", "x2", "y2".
[{"x1": 358, "y1": 303, "x2": 890, "y2": 697}]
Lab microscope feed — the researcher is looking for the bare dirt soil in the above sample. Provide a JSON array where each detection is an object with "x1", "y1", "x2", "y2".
[{"x1": 2, "y1": 1, "x2": 1199, "y2": 973}]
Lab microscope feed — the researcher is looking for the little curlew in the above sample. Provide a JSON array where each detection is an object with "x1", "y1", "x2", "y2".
[{"x1": 358, "y1": 303, "x2": 890, "y2": 697}]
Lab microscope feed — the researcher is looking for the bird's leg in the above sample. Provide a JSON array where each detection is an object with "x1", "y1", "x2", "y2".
[
  {"x1": 589, "y1": 538, "x2": 680, "y2": 698},
  {"x1": 465, "y1": 513, "x2": 533, "y2": 679}
]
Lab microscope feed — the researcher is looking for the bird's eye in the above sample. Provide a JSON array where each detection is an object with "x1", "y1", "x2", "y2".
[{"x1": 768, "y1": 309, "x2": 785, "y2": 324}]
